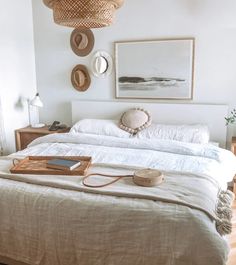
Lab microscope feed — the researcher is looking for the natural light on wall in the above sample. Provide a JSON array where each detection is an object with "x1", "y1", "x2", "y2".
[{"x1": 43, "y1": 0, "x2": 124, "y2": 28}]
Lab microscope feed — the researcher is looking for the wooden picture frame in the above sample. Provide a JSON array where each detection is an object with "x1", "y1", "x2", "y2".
[{"x1": 115, "y1": 38, "x2": 195, "y2": 100}]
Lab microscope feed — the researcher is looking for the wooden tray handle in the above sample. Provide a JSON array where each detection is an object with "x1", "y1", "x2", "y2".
[{"x1": 13, "y1": 158, "x2": 21, "y2": 166}]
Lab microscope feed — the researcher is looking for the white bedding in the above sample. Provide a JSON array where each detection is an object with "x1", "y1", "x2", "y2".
[
  {"x1": 24, "y1": 132, "x2": 236, "y2": 188},
  {"x1": 0, "y1": 132, "x2": 235, "y2": 265}
]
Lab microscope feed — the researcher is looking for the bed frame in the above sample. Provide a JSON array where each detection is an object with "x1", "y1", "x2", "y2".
[{"x1": 71, "y1": 100, "x2": 228, "y2": 148}]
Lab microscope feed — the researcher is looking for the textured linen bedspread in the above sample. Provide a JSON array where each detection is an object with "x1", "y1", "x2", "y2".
[{"x1": 0, "y1": 133, "x2": 235, "y2": 265}]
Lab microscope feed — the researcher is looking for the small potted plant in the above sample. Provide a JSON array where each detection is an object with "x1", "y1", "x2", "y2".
[{"x1": 225, "y1": 109, "x2": 236, "y2": 125}]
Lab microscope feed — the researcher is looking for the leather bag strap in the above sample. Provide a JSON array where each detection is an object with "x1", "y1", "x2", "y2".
[{"x1": 82, "y1": 172, "x2": 133, "y2": 188}]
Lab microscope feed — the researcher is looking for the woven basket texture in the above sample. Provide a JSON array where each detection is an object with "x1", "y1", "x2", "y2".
[{"x1": 44, "y1": 0, "x2": 124, "y2": 28}]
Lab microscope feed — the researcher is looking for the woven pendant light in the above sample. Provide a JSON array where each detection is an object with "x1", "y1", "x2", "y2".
[{"x1": 43, "y1": 0, "x2": 124, "y2": 29}]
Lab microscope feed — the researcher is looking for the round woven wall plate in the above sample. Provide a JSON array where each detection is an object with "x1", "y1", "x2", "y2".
[
  {"x1": 70, "y1": 28, "x2": 94, "y2": 57},
  {"x1": 71, "y1": 64, "x2": 91, "y2": 92}
]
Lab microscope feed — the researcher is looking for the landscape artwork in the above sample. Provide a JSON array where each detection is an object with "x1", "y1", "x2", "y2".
[{"x1": 115, "y1": 39, "x2": 194, "y2": 99}]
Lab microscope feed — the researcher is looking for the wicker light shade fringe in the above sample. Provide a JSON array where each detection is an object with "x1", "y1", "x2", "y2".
[{"x1": 43, "y1": 0, "x2": 124, "y2": 28}]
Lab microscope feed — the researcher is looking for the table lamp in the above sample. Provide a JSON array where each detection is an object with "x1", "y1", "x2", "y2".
[{"x1": 28, "y1": 93, "x2": 45, "y2": 128}]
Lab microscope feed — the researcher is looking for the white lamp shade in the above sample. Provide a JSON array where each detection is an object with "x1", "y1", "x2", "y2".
[
  {"x1": 28, "y1": 93, "x2": 45, "y2": 127},
  {"x1": 30, "y1": 93, "x2": 43, "y2": 107}
]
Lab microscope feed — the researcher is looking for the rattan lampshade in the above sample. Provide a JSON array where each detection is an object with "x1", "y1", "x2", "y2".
[{"x1": 43, "y1": 0, "x2": 124, "y2": 28}]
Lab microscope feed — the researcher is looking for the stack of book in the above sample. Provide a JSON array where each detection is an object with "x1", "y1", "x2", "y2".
[{"x1": 46, "y1": 158, "x2": 81, "y2": 171}]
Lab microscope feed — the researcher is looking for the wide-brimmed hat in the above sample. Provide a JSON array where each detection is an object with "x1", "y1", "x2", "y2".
[
  {"x1": 70, "y1": 28, "x2": 94, "y2": 57},
  {"x1": 71, "y1": 64, "x2": 91, "y2": 92},
  {"x1": 91, "y1": 50, "x2": 113, "y2": 78}
]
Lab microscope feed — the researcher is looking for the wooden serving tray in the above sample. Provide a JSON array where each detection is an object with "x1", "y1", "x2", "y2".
[{"x1": 10, "y1": 156, "x2": 92, "y2": 176}]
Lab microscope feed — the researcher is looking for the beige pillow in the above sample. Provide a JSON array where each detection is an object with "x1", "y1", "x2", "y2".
[{"x1": 119, "y1": 108, "x2": 152, "y2": 134}]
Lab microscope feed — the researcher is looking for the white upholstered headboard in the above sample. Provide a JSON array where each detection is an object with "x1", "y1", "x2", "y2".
[{"x1": 71, "y1": 100, "x2": 228, "y2": 147}]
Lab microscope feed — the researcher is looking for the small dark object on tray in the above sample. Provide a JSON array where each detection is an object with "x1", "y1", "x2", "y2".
[{"x1": 47, "y1": 158, "x2": 81, "y2": 170}]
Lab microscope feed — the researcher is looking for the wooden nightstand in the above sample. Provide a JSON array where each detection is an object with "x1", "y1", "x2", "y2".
[
  {"x1": 15, "y1": 126, "x2": 70, "y2": 151},
  {"x1": 232, "y1": 137, "x2": 236, "y2": 155},
  {"x1": 231, "y1": 137, "x2": 236, "y2": 196}
]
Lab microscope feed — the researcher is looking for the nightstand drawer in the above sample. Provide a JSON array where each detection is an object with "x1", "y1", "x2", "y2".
[
  {"x1": 17, "y1": 132, "x2": 45, "y2": 150},
  {"x1": 231, "y1": 137, "x2": 236, "y2": 155},
  {"x1": 15, "y1": 126, "x2": 70, "y2": 151}
]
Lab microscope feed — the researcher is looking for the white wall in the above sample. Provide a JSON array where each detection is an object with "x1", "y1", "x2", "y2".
[
  {"x1": 0, "y1": 0, "x2": 37, "y2": 153},
  {"x1": 32, "y1": 0, "x2": 236, "y2": 145}
]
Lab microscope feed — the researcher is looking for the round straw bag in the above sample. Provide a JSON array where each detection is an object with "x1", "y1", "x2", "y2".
[
  {"x1": 82, "y1": 168, "x2": 164, "y2": 188},
  {"x1": 133, "y1": 169, "x2": 164, "y2": 187},
  {"x1": 43, "y1": 0, "x2": 124, "y2": 28}
]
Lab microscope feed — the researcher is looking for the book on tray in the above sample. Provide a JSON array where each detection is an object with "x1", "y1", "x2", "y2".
[{"x1": 46, "y1": 158, "x2": 81, "y2": 171}]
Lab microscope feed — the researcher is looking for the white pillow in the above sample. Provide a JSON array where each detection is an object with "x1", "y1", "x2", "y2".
[
  {"x1": 136, "y1": 124, "x2": 210, "y2": 144},
  {"x1": 70, "y1": 119, "x2": 131, "y2": 138}
]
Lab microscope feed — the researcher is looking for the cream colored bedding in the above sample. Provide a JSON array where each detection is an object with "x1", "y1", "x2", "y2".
[{"x1": 0, "y1": 133, "x2": 235, "y2": 265}]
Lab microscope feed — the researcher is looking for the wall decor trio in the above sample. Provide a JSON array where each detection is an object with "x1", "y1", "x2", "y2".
[{"x1": 70, "y1": 29, "x2": 113, "y2": 91}]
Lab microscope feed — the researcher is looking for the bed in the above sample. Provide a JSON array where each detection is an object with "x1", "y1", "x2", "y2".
[{"x1": 0, "y1": 101, "x2": 235, "y2": 265}]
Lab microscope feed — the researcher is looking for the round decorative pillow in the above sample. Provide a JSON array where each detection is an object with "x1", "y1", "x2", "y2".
[{"x1": 119, "y1": 108, "x2": 152, "y2": 135}]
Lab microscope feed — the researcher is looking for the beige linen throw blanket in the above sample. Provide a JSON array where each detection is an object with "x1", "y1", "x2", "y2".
[
  {"x1": 1, "y1": 132, "x2": 236, "y2": 265},
  {"x1": 0, "y1": 155, "x2": 234, "y2": 265},
  {"x1": 0, "y1": 158, "x2": 233, "y2": 233}
]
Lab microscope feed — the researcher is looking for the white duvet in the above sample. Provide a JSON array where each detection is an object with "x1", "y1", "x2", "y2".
[
  {"x1": 0, "y1": 132, "x2": 235, "y2": 265},
  {"x1": 23, "y1": 132, "x2": 236, "y2": 188}
]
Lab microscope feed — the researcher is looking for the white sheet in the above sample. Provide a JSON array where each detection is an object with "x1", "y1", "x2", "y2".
[{"x1": 0, "y1": 132, "x2": 235, "y2": 265}]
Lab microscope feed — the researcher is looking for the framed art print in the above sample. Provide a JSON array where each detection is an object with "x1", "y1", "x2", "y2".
[{"x1": 115, "y1": 38, "x2": 194, "y2": 100}]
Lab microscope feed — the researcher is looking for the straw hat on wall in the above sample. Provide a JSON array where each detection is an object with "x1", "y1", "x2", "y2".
[
  {"x1": 71, "y1": 64, "x2": 91, "y2": 92},
  {"x1": 70, "y1": 28, "x2": 94, "y2": 57}
]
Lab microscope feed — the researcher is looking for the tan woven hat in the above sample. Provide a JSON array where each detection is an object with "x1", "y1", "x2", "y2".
[
  {"x1": 70, "y1": 28, "x2": 94, "y2": 57},
  {"x1": 71, "y1": 64, "x2": 91, "y2": 92},
  {"x1": 43, "y1": 0, "x2": 124, "y2": 28}
]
